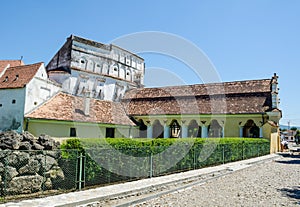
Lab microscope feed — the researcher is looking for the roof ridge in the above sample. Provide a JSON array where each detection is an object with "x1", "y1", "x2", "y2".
[{"x1": 9, "y1": 62, "x2": 43, "y2": 69}]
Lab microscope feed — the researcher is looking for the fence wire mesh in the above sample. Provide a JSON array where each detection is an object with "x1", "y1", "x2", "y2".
[{"x1": 0, "y1": 141, "x2": 270, "y2": 202}]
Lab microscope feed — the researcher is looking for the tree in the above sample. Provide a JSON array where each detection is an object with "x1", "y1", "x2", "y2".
[{"x1": 290, "y1": 127, "x2": 298, "y2": 131}]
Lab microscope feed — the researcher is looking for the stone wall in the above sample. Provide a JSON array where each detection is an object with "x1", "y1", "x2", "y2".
[{"x1": 0, "y1": 131, "x2": 71, "y2": 196}]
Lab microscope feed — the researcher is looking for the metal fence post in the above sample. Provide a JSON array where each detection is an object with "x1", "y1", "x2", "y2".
[
  {"x1": 43, "y1": 150, "x2": 46, "y2": 192},
  {"x1": 242, "y1": 141, "x2": 244, "y2": 160},
  {"x1": 78, "y1": 152, "x2": 83, "y2": 190},
  {"x1": 193, "y1": 147, "x2": 196, "y2": 170},
  {"x1": 149, "y1": 152, "x2": 153, "y2": 178},
  {"x1": 222, "y1": 145, "x2": 225, "y2": 164}
]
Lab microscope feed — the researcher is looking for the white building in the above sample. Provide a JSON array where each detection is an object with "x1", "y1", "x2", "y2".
[
  {"x1": 0, "y1": 61, "x2": 60, "y2": 133},
  {"x1": 46, "y1": 35, "x2": 145, "y2": 102}
]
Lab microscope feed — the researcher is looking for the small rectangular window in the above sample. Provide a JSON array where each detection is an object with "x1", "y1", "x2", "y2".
[
  {"x1": 12, "y1": 99, "x2": 16, "y2": 104},
  {"x1": 106, "y1": 128, "x2": 115, "y2": 138},
  {"x1": 70, "y1": 128, "x2": 77, "y2": 137},
  {"x1": 0, "y1": 104, "x2": 2, "y2": 107}
]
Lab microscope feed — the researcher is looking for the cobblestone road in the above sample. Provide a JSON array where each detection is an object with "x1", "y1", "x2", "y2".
[{"x1": 134, "y1": 154, "x2": 300, "y2": 207}]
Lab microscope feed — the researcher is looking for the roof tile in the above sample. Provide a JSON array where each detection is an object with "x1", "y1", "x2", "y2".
[
  {"x1": 26, "y1": 92, "x2": 134, "y2": 126},
  {"x1": 0, "y1": 62, "x2": 42, "y2": 89}
]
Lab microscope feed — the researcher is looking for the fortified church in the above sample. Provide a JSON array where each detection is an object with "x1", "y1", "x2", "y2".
[{"x1": 0, "y1": 35, "x2": 281, "y2": 141}]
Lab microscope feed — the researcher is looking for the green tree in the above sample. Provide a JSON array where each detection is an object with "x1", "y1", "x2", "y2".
[{"x1": 290, "y1": 127, "x2": 298, "y2": 131}]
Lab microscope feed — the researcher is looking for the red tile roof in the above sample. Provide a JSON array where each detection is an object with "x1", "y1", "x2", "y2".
[
  {"x1": 0, "y1": 62, "x2": 42, "y2": 89},
  {"x1": 26, "y1": 92, "x2": 134, "y2": 126},
  {"x1": 123, "y1": 79, "x2": 272, "y2": 99},
  {"x1": 122, "y1": 79, "x2": 272, "y2": 115},
  {"x1": 0, "y1": 60, "x2": 24, "y2": 76},
  {"x1": 0, "y1": 60, "x2": 24, "y2": 69}
]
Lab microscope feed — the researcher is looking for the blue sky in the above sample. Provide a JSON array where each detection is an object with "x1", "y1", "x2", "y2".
[{"x1": 1, "y1": 0, "x2": 299, "y2": 126}]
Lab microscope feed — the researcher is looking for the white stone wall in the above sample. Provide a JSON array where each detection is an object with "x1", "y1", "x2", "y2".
[
  {"x1": 56, "y1": 69, "x2": 131, "y2": 102},
  {"x1": 0, "y1": 88, "x2": 26, "y2": 133},
  {"x1": 70, "y1": 40, "x2": 144, "y2": 86},
  {"x1": 25, "y1": 65, "x2": 61, "y2": 114}
]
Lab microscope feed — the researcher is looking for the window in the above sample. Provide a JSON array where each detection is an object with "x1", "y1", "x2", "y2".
[
  {"x1": 12, "y1": 99, "x2": 16, "y2": 104},
  {"x1": 70, "y1": 128, "x2": 77, "y2": 137},
  {"x1": 34, "y1": 102, "x2": 38, "y2": 105},
  {"x1": 0, "y1": 104, "x2": 2, "y2": 107},
  {"x1": 106, "y1": 128, "x2": 115, "y2": 138}
]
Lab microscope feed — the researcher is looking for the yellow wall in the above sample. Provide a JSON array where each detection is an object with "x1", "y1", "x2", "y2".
[
  {"x1": 134, "y1": 114, "x2": 267, "y2": 138},
  {"x1": 26, "y1": 119, "x2": 133, "y2": 138}
]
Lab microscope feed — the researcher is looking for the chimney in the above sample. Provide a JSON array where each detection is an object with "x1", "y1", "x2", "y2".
[{"x1": 83, "y1": 91, "x2": 90, "y2": 116}]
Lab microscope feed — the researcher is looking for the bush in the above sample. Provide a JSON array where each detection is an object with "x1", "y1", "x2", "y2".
[{"x1": 60, "y1": 137, "x2": 270, "y2": 187}]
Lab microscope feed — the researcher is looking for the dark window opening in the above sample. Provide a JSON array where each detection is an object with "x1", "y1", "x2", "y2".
[
  {"x1": 0, "y1": 104, "x2": 2, "y2": 107},
  {"x1": 70, "y1": 128, "x2": 77, "y2": 137},
  {"x1": 170, "y1": 120, "x2": 181, "y2": 138},
  {"x1": 113, "y1": 68, "x2": 118, "y2": 71},
  {"x1": 81, "y1": 60, "x2": 85, "y2": 64},
  {"x1": 106, "y1": 128, "x2": 115, "y2": 138},
  {"x1": 34, "y1": 102, "x2": 38, "y2": 105},
  {"x1": 12, "y1": 99, "x2": 16, "y2": 104}
]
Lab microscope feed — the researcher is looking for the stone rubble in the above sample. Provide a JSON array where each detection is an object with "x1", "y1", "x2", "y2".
[{"x1": 0, "y1": 131, "x2": 64, "y2": 195}]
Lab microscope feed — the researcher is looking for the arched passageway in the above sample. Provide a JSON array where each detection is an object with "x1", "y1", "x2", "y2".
[
  {"x1": 243, "y1": 120, "x2": 259, "y2": 138},
  {"x1": 139, "y1": 119, "x2": 147, "y2": 138},
  {"x1": 152, "y1": 120, "x2": 164, "y2": 138},
  {"x1": 188, "y1": 120, "x2": 201, "y2": 137},
  {"x1": 208, "y1": 119, "x2": 222, "y2": 137}
]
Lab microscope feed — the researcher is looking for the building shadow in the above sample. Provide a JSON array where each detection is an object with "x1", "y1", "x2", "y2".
[
  {"x1": 275, "y1": 158, "x2": 300, "y2": 165},
  {"x1": 278, "y1": 186, "x2": 300, "y2": 205}
]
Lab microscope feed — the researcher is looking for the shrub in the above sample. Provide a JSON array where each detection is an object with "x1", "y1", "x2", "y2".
[{"x1": 60, "y1": 137, "x2": 270, "y2": 187}]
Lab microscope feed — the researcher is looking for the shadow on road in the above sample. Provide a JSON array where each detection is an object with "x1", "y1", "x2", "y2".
[
  {"x1": 279, "y1": 186, "x2": 300, "y2": 205},
  {"x1": 275, "y1": 159, "x2": 300, "y2": 165}
]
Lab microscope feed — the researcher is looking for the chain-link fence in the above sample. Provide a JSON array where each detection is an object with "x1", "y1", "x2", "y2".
[
  {"x1": 0, "y1": 149, "x2": 78, "y2": 200},
  {"x1": 75, "y1": 141, "x2": 270, "y2": 188},
  {"x1": 0, "y1": 141, "x2": 269, "y2": 201}
]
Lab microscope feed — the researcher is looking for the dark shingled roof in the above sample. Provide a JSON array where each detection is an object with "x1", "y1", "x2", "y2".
[
  {"x1": 122, "y1": 79, "x2": 272, "y2": 115},
  {"x1": 26, "y1": 92, "x2": 135, "y2": 126},
  {"x1": 0, "y1": 62, "x2": 42, "y2": 89}
]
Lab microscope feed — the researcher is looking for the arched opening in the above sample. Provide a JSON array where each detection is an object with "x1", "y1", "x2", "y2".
[
  {"x1": 188, "y1": 120, "x2": 201, "y2": 138},
  {"x1": 139, "y1": 119, "x2": 147, "y2": 138},
  {"x1": 208, "y1": 120, "x2": 222, "y2": 137},
  {"x1": 152, "y1": 120, "x2": 164, "y2": 138},
  {"x1": 170, "y1": 120, "x2": 181, "y2": 138},
  {"x1": 243, "y1": 120, "x2": 259, "y2": 138}
]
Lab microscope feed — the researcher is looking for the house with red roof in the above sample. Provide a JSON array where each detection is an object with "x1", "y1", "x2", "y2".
[
  {"x1": 0, "y1": 61, "x2": 60, "y2": 133},
  {"x1": 0, "y1": 36, "x2": 282, "y2": 148}
]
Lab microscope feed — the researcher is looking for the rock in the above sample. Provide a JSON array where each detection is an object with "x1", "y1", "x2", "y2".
[
  {"x1": 38, "y1": 134, "x2": 60, "y2": 150},
  {"x1": 45, "y1": 166, "x2": 65, "y2": 189},
  {"x1": 4, "y1": 152, "x2": 19, "y2": 166},
  {"x1": 45, "y1": 166, "x2": 65, "y2": 180},
  {"x1": 45, "y1": 150, "x2": 61, "y2": 159},
  {"x1": 43, "y1": 177, "x2": 52, "y2": 190},
  {"x1": 0, "y1": 162, "x2": 3, "y2": 173},
  {"x1": 11, "y1": 139, "x2": 20, "y2": 150},
  {"x1": 0, "y1": 142, "x2": 12, "y2": 150},
  {"x1": 6, "y1": 166, "x2": 18, "y2": 181},
  {"x1": 32, "y1": 142, "x2": 44, "y2": 150},
  {"x1": 6, "y1": 174, "x2": 43, "y2": 195},
  {"x1": 0, "y1": 131, "x2": 60, "y2": 151},
  {"x1": 19, "y1": 141, "x2": 32, "y2": 150},
  {"x1": 22, "y1": 131, "x2": 36, "y2": 142},
  {"x1": 4, "y1": 151, "x2": 30, "y2": 168},
  {"x1": 35, "y1": 155, "x2": 58, "y2": 173},
  {"x1": 18, "y1": 159, "x2": 40, "y2": 175}
]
